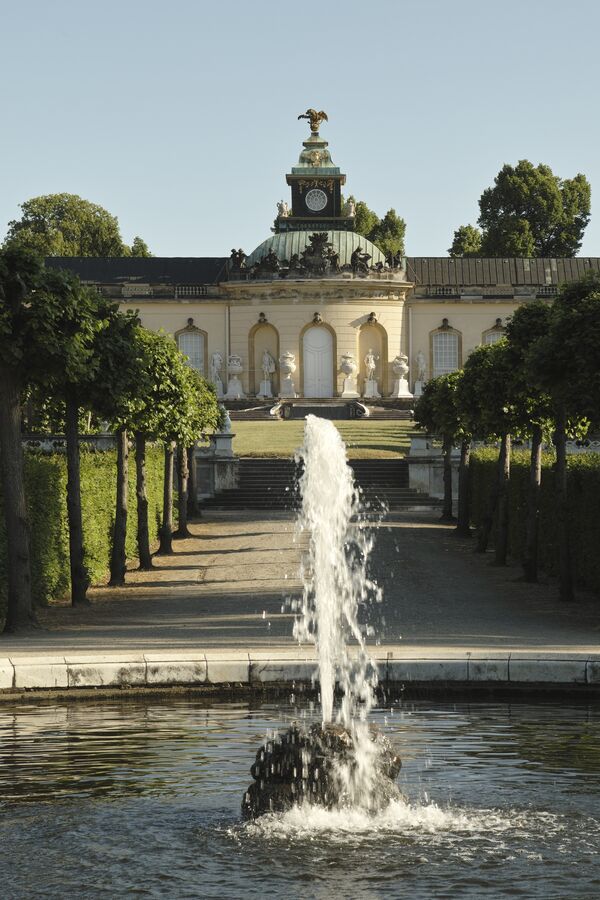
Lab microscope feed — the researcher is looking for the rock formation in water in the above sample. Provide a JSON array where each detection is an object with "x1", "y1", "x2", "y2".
[{"x1": 242, "y1": 722, "x2": 402, "y2": 819}]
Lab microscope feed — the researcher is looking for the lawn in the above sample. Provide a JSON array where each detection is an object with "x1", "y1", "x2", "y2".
[{"x1": 230, "y1": 419, "x2": 416, "y2": 458}]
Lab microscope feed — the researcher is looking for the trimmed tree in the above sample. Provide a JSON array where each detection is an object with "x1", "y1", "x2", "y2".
[
  {"x1": 503, "y1": 302, "x2": 554, "y2": 582},
  {"x1": 414, "y1": 373, "x2": 470, "y2": 524},
  {"x1": 456, "y1": 341, "x2": 519, "y2": 564},
  {"x1": 174, "y1": 368, "x2": 220, "y2": 539},
  {"x1": 0, "y1": 249, "x2": 44, "y2": 629},
  {"x1": 87, "y1": 310, "x2": 145, "y2": 586},
  {"x1": 0, "y1": 252, "x2": 107, "y2": 624},
  {"x1": 528, "y1": 272, "x2": 600, "y2": 600}
]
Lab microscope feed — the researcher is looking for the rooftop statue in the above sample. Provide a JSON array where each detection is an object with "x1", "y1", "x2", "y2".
[{"x1": 298, "y1": 108, "x2": 328, "y2": 134}]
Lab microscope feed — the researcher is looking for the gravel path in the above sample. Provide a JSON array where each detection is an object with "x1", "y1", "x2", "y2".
[{"x1": 2, "y1": 510, "x2": 600, "y2": 656}]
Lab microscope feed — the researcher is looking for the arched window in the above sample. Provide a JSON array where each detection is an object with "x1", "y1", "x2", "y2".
[
  {"x1": 483, "y1": 318, "x2": 506, "y2": 345},
  {"x1": 177, "y1": 329, "x2": 205, "y2": 373},
  {"x1": 430, "y1": 320, "x2": 461, "y2": 377}
]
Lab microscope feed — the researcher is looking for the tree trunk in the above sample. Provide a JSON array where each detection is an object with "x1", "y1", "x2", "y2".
[
  {"x1": 554, "y1": 404, "x2": 574, "y2": 602},
  {"x1": 494, "y1": 433, "x2": 511, "y2": 566},
  {"x1": 476, "y1": 445, "x2": 503, "y2": 554},
  {"x1": 175, "y1": 444, "x2": 191, "y2": 538},
  {"x1": 157, "y1": 441, "x2": 174, "y2": 555},
  {"x1": 109, "y1": 428, "x2": 128, "y2": 586},
  {"x1": 187, "y1": 445, "x2": 199, "y2": 518},
  {"x1": 440, "y1": 436, "x2": 455, "y2": 522},
  {"x1": 0, "y1": 367, "x2": 35, "y2": 631},
  {"x1": 135, "y1": 432, "x2": 153, "y2": 570},
  {"x1": 455, "y1": 439, "x2": 471, "y2": 537},
  {"x1": 523, "y1": 424, "x2": 542, "y2": 582},
  {"x1": 65, "y1": 393, "x2": 89, "y2": 604}
]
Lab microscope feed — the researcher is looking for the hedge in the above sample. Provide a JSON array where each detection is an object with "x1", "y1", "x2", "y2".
[
  {"x1": 469, "y1": 448, "x2": 600, "y2": 594},
  {"x1": 0, "y1": 444, "x2": 164, "y2": 621}
]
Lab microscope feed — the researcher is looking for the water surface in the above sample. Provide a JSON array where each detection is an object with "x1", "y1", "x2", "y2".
[{"x1": 1, "y1": 697, "x2": 599, "y2": 899}]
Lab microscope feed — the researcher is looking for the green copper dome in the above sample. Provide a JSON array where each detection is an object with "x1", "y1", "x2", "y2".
[{"x1": 247, "y1": 230, "x2": 386, "y2": 268}]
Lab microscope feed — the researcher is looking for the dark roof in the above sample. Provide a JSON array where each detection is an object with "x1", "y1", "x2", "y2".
[
  {"x1": 45, "y1": 256, "x2": 228, "y2": 284},
  {"x1": 405, "y1": 257, "x2": 600, "y2": 286}
]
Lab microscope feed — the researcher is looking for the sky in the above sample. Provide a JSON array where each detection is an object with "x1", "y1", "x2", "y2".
[{"x1": 1, "y1": 0, "x2": 599, "y2": 259}]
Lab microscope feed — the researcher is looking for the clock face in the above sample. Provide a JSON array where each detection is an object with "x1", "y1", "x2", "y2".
[{"x1": 305, "y1": 188, "x2": 328, "y2": 212}]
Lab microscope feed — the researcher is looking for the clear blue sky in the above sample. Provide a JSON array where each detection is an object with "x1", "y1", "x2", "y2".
[{"x1": 1, "y1": 0, "x2": 598, "y2": 258}]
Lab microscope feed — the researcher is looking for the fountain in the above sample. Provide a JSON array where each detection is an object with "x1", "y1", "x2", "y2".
[{"x1": 243, "y1": 415, "x2": 402, "y2": 818}]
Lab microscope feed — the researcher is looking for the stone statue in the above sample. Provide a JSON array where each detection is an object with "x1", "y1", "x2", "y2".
[
  {"x1": 351, "y1": 246, "x2": 371, "y2": 275},
  {"x1": 277, "y1": 200, "x2": 290, "y2": 218},
  {"x1": 210, "y1": 351, "x2": 223, "y2": 382},
  {"x1": 327, "y1": 246, "x2": 340, "y2": 272},
  {"x1": 363, "y1": 348, "x2": 380, "y2": 399},
  {"x1": 229, "y1": 248, "x2": 246, "y2": 270},
  {"x1": 221, "y1": 407, "x2": 232, "y2": 433},
  {"x1": 210, "y1": 351, "x2": 224, "y2": 399},
  {"x1": 385, "y1": 250, "x2": 403, "y2": 269},
  {"x1": 261, "y1": 349, "x2": 276, "y2": 380},
  {"x1": 252, "y1": 248, "x2": 280, "y2": 277},
  {"x1": 301, "y1": 232, "x2": 334, "y2": 276},
  {"x1": 344, "y1": 198, "x2": 356, "y2": 218},
  {"x1": 364, "y1": 349, "x2": 378, "y2": 380},
  {"x1": 416, "y1": 350, "x2": 427, "y2": 382},
  {"x1": 298, "y1": 108, "x2": 328, "y2": 133}
]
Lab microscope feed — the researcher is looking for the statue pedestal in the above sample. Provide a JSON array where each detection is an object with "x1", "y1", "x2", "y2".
[
  {"x1": 279, "y1": 376, "x2": 297, "y2": 399},
  {"x1": 210, "y1": 431, "x2": 234, "y2": 458},
  {"x1": 341, "y1": 376, "x2": 360, "y2": 399},
  {"x1": 257, "y1": 379, "x2": 273, "y2": 400},
  {"x1": 225, "y1": 376, "x2": 245, "y2": 401},
  {"x1": 213, "y1": 378, "x2": 224, "y2": 400},
  {"x1": 413, "y1": 380, "x2": 424, "y2": 398},
  {"x1": 363, "y1": 378, "x2": 380, "y2": 399},
  {"x1": 390, "y1": 377, "x2": 413, "y2": 399}
]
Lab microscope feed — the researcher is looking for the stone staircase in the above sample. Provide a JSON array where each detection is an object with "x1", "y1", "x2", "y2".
[{"x1": 201, "y1": 457, "x2": 439, "y2": 511}]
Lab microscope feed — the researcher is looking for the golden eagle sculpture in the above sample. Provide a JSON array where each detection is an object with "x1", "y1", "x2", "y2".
[{"x1": 298, "y1": 109, "x2": 328, "y2": 134}]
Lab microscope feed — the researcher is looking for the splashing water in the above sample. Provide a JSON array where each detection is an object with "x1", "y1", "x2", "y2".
[{"x1": 293, "y1": 416, "x2": 384, "y2": 807}]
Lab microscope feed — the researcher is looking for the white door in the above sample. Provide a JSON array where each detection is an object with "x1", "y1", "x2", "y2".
[{"x1": 303, "y1": 326, "x2": 333, "y2": 397}]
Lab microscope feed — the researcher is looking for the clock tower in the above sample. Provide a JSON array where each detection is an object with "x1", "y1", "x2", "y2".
[{"x1": 275, "y1": 109, "x2": 354, "y2": 233}]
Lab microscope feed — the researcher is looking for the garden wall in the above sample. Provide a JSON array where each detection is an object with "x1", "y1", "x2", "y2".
[
  {"x1": 0, "y1": 445, "x2": 164, "y2": 618},
  {"x1": 469, "y1": 448, "x2": 600, "y2": 594}
]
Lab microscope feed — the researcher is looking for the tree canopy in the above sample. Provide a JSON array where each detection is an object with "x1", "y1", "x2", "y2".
[
  {"x1": 448, "y1": 224, "x2": 482, "y2": 258},
  {"x1": 2, "y1": 193, "x2": 152, "y2": 258},
  {"x1": 346, "y1": 196, "x2": 406, "y2": 257},
  {"x1": 450, "y1": 160, "x2": 591, "y2": 258}
]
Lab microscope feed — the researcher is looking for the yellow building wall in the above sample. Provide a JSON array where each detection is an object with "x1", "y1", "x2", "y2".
[
  {"x1": 119, "y1": 301, "x2": 228, "y2": 379},
  {"x1": 408, "y1": 301, "x2": 520, "y2": 383},
  {"x1": 229, "y1": 300, "x2": 405, "y2": 396}
]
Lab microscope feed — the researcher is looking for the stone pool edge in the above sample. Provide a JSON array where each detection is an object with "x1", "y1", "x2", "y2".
[{"x1": 1, "y1": 650, "x2": 600, "y2": 701}]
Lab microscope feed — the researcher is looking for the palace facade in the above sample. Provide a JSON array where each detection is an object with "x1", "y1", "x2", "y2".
[{"x1": 48, "y1": 115, "x2": 600, "y2": 403}]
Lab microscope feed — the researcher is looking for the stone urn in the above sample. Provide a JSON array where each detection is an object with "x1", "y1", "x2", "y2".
[
  {"x1": 279, "y1": 351, "x2": 297, "y2": 398},
  {"x1": 392, "y1": 353, "x2": 409, "y2": 380},
  {"x1": 225, "y1": 353, "x2": 245, "y2": 400},
  {"x1": 390, "y1": 353, "x2": 412, "y2": 399},
  {"x1": 340, "y1": 352, "x2": 359, "y2": 398}
]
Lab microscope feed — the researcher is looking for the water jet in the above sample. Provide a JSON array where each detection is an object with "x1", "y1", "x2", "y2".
[{"x1": 243, "y1": 416, "x2": 401, "y2": 817}]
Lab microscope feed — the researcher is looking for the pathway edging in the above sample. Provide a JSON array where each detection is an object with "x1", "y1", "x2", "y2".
[{"x1": 1, "y1": 650, "x2": 599, "y2": 697}]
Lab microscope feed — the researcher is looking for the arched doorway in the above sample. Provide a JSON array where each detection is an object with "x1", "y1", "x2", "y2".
[{"x1": 302, "y1": 326, "x2": 334, "y2": 397}]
